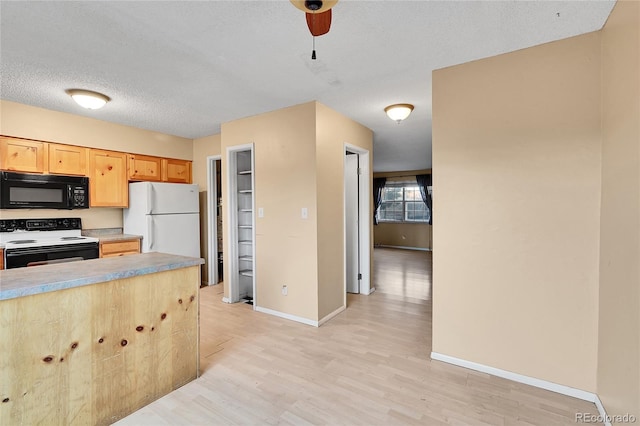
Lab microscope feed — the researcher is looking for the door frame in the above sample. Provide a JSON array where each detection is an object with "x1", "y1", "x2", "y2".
[
  {"x1": 206, "y1": 155, "x2": 222, "y2": 286},
  {"x1": 224, "y1": 143, "x2": 256, "y2": 306},
  {"x1": 343, "y1": 144, "x2": 372, "y2": 300}
]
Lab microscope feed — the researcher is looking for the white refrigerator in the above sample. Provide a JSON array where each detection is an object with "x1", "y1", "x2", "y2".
[{"x1": 123, "y1": 182, "x2": 201, "y2": 258}]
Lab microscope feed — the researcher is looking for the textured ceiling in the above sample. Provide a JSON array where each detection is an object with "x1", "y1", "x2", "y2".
[{"x1": 0, "y1": 1, "x2": 615, "y2": 172}]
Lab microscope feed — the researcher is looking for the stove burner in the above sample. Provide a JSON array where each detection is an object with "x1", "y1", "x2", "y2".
[
  {"x1": 9, "y1": 239, "x2": 37, "y2": 244},
  {"x1": 60, "y1": 236, "x2": 85, "y2": 241}
]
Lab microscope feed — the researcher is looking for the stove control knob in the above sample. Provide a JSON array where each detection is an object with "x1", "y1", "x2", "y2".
[{"x1": 62, "y1": 219, "x2": 70, "y2": 228}]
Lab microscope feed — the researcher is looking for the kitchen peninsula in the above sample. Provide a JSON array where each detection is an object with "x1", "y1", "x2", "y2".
[{"x1": 0, "y1": 252, "x2": 204, "y2": 425}]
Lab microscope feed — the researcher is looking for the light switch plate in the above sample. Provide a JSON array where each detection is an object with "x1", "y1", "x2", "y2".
[
  {"x1": 301, "y1": 207, "x2": 308, "y2": 219},
  {"x1": 258, "y1": 207, "x2": 264, "y2": 218}
]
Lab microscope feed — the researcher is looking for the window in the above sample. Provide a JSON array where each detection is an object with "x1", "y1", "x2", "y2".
[{"x1": 378, "y1": 183, "x2": 430, "y2": 223}]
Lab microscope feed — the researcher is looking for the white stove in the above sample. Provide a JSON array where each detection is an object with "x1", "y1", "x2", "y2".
[{"x1": 1, "y1": 218, "x2": 99, "y2": 269}]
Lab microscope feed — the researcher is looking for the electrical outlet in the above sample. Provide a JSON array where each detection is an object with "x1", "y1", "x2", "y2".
[{"x1": 282, "y1": 285, "x2": 288, "y2": 296}]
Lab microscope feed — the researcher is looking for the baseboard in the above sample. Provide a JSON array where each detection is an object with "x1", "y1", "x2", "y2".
[
  {"x1": 378, "y1": 244, "x2": 430, "y2": 252},
  {"x1": 594, "y1": 395, "x2": 612, "y2": 426},
  {"x1": 221, "y1": 297, "x2": 231, "y2": 304},
  {"x1": 318, "y1": 305, "x2": 345, "y2": 326},
  {"x1": 430, "y1": 352, "x2": 599, "y2": 403},
  {"x1": 255, "y1": 306, "x2": 318, "y2": 327}
]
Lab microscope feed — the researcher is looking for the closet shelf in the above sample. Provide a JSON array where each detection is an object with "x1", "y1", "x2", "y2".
[
  {"x1": 238, "y1": 189, "x2": 253, "y2": 194},
  {"x1": 239, "y1": 208, "x2": 253, "y2": 212},
  {"x1": 239, "y1": 269, "x2": 254, "y2": 277},
  {"x1": 238, "y1": 240, "x2": 253, "y2": 245},
  {"x1": 238, "y1": 225, "x2": 252, "y2": 229},
  {"x1": 239, "y1": 255, "x2": 253, "y2": 261},
  {"x1": 238, "y1": 170, "x2": 252, "y2": 175}
]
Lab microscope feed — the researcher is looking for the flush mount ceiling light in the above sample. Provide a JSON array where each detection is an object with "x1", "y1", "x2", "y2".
[
  {"x1": 66, "y1": 89, "x2": 110, "y2": 110},
  {"x1": 384, "y1": 103, "x2": 414, "y2": 123}
]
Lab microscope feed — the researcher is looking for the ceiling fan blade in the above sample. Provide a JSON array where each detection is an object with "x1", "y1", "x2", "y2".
[{"x1": 306, "y1": 9, "x2": 332, "y2": 36}]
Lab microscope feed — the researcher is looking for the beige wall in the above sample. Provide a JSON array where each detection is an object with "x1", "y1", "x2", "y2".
[
  {"x1": 316, "y1": 102, "x2": 373, "y2": 319},
  {"x1": 222, "y1": 102, "x2": 320, "y2": 321},
  {"x1": 374, "y1": 223, "x2": 431, "y2": 250},
  {"x1": 432, "y1": 32, "x2": 602, "y2": 392},
  {"x1": 221, "y1": 101, "x2": 373, "y2": 322},
  {"x1": 192, "y1": 134, "x2": 222, "y2": 188},
  {"x1": 598, "y1": 0, "x2": 640, "y2": 418},
  {"x1": 0, "y1": 100, "x2": 192, "y2": 159},
  {"x1": 0, "y1": 100, "x2": 194, "y2": 229},
  {"x1": 193, "y1": 134, "x2": 222, "y2": 284}
]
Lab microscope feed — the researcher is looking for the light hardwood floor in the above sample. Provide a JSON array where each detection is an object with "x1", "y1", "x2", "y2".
[{"x1": 116, "y1": 248, "x2": 600, "y2": 425}]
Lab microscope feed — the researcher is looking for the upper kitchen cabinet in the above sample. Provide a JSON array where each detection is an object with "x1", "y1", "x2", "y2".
[
  {"x1": 162, "y1": 158, "x2": 192, "y2": 184},
  {"x1": 89, "y1": 149, "x2": 128, "y2": 207},
  {"x1": 0, "y1": 137, "x2": 49, "y2": 173},
  {"x1": 49, "y1": 143, "x2": 89, "y2": 176},
  {"x1": 128, "y1": 154, "x2": 162, "y2": 181}
]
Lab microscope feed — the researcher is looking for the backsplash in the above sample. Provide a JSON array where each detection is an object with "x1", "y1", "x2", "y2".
[{"x1": 0, "y1": 208, "x2": 123, "y2": 229}]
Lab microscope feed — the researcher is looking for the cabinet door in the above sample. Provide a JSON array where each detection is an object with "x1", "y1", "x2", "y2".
[
  {"x1": 0, "y1": 249, "x2": 4, "y2": 270},
  {"x1": 162, "y1": 158, "x2": 192, "y2": 183},
  {"x1": 49, "y1": 143, "x2": 88, "y2": 176},
  {"x1": 0, "y1": 137, "x2": 48, "y2": 173},
  {"x1": 128, "y1": 154, "x2": 162, "y2": 181},
  {"x1": 89, "y1": 149, "x2": 128, "y2": 207}
]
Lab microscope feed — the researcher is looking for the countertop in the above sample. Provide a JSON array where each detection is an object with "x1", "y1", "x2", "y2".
[
  {"x1": 0, "y1": 252, "x2": 204, "y2": 301},
  {"x1": 82, "y1": 228, "x2": 142, "y2": 243}
]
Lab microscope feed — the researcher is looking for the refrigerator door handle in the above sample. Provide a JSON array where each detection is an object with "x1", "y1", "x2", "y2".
[
  {"x1": 147, "y1": 184, "x2": 154, "y2": 214},
  {"x1": 147, "y1": 216, "x2": 154, "y2": 250}
]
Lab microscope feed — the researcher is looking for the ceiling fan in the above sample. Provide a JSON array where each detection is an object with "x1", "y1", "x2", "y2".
[{"x1": 290, "y1": 0, "x2": 338, "y2": 59}]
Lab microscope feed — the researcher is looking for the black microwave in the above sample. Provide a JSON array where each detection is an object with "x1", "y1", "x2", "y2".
[{"x1": 0, "y1": 171, "x2": 90, "y2": 209}]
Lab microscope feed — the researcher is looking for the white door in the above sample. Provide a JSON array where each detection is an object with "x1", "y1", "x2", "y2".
[
  {"x1": 146, "y1": 213, "x2": 201, "y2": 258},
  {"x1": 345, "y1": 153, "x2": 359, "y2": 293},
  {"x1": 148, "y1": 183, "x2": 199, "y2": 214}
]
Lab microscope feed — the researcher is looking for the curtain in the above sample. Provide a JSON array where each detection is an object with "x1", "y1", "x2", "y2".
[
  {"x1": 416, "y1": 174, "x2": 432, "y2": 225},
  {"x1": 373, "y1": 177, "x2": 386, "y2": 225}
]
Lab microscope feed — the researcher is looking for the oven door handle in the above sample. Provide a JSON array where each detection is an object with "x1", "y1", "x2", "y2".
[{"x1": 6, "y1": 243, "x2": 99, "y2": 256}]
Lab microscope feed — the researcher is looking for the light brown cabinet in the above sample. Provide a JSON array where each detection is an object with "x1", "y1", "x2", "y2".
[
  {"x1": 99, "y1": 239, "x2": 141, "y2": 258},
  {"x1": 0, "y1": 248, "x2": 4, "y2": 270},
  {"x1": 128, "y1": 154, "x2": 162, "y2": 181},
  {"x1": 0, "y1": 136, "x2": 193, "y2": 194},
  {"x1": 0, "y1": 137, "x2": 49, "y2": 173},
  {"x1": 49, "y1": 143, "x2": 88, "y2": 176},
  {"x1": 162, "y1": 158, "x2": 192, "y2": 183},
  {"x1": 88, "y1": 149, "x2": 128, "y2": 208}
]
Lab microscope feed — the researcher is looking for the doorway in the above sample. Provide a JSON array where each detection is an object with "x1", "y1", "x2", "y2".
[
  {"x1": 206, "y1": 156, "x2": 222, "y2": 285},
  {"x1": 344, "y1": 145, "x2": 371, "y2": 298},
  {"x1": 224, "y1": 144, "x2": 256, "y2": 306},
  {"x1": 345, "y1": 152, "x2": 360, "y2": 293}
]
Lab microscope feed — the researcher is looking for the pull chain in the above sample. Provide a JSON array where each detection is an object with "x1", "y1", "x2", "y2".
[
  {"x1": 312, "y1": 36, "x2": 316, "y2": 60},
  {"x1": 311, "y1": 11, "x2": 317, "y2": 60}
]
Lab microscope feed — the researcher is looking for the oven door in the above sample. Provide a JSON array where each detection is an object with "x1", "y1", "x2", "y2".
[{"x1": 5, "y1": 242, "x2": 99, "y2": 269}]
